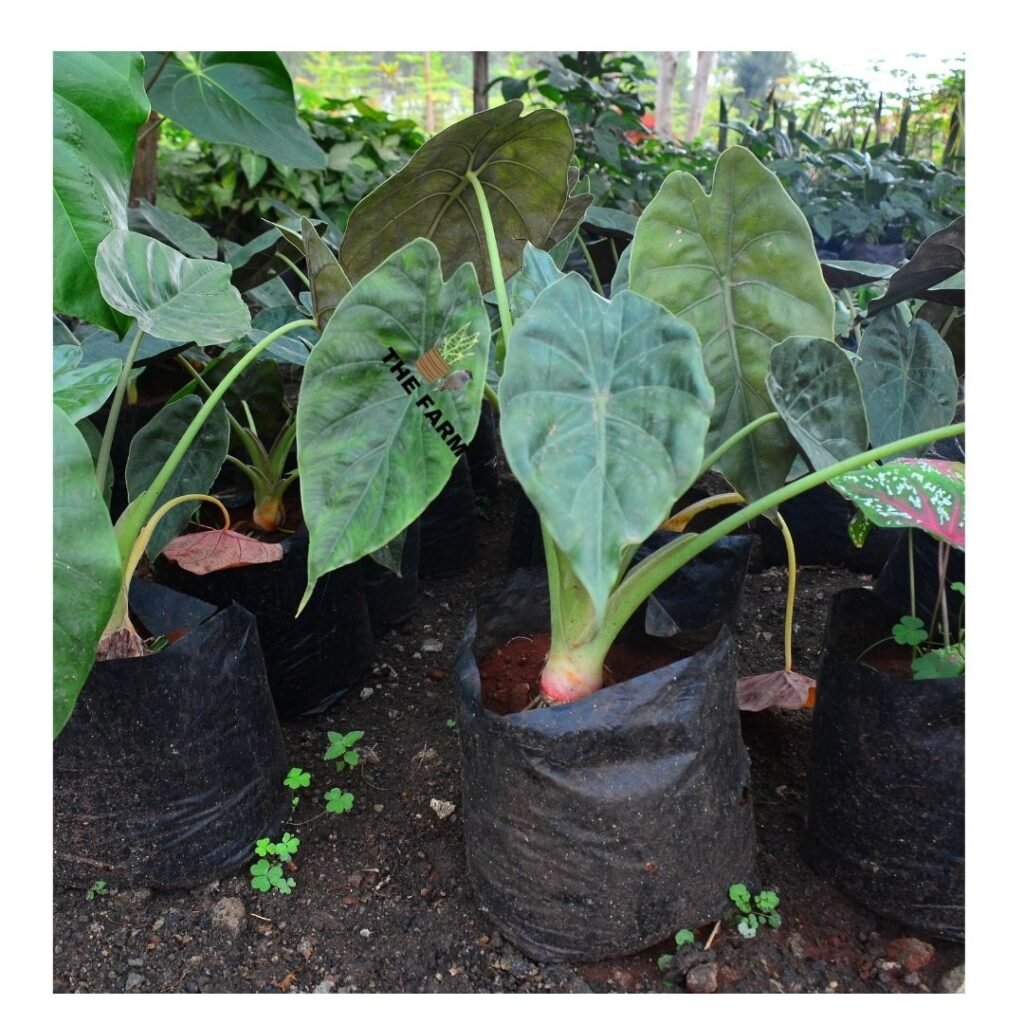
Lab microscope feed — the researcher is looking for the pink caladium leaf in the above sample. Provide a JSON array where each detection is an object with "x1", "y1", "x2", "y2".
[
  {"x1": 737, "y1": 670, "x2": 816, "y2": 712},
  {"x1": 161, "y1": 529, "x2": 284, "y2": 575},
  {"x1": 830, "y1": 458, "x2": 964, "y2": 551}
]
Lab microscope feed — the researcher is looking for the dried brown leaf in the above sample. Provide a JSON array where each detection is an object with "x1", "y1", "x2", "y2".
[
  {"x1": 737, "y1": 669, "x2": 816, "y2": 712},
  {"x1": 161, "y1": 529, "x2": 284, "y2": 575}
]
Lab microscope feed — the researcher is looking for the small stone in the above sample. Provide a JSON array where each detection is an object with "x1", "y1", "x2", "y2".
[
  {"x1": 685, "y1": 962, "x2": 719, "y2": 993},
  {"x1": 421, "y1": 638, "x2": 443, "y2": 653},
  {"x1": 210, "y1": 897, "x2": 247, "y2": 939},
  {"x1": 359, "y1": 687, "x2": 375, "y2": 700},
  {"x1": 313, "y1": 978, "x2": 336, "y2": 994},
  {"x1": 127, "y1": 957, "x2": 144, "y2": 968},
  {"x1": 940, "y1": 964, "x2": 966, "y2": 993},
  {"x1": 885, "y1": 937, "x2": 935, "y2": 973},
  {"x1": 127, "y1": 888, "x2": 152, "y2": 907},
  {"x1": 413, "y1": 747, "x2": 440, "y2": 767},
  {"x1": 373, "y1": 804, "x2": 384, "y2": 813},
  {"x1": 787, "y1": 932, "x2": 806, "y2": 959},
  {"x1": 430, "y1": 798, "x2": 456, "y2": 819},
  {"x1": 297, "y1": 936, "x2": 315, "y2": 960},
  {"x1": 412, "y1": 652, "x2": 422, "y2": 660},
  {"x1": 359, "y1": 928, "x2": 371, "y2": 938},
  {"x1": 904, "y1": 972, "x2": 920, "y2": 987},
  {"x1": 124, "y1": 972, "x2": 146, "y2": 993}
]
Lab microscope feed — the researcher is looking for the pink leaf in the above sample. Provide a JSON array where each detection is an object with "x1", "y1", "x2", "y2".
[{"x1": 161, "y1": 529, "x2": 284, "y2": 575}]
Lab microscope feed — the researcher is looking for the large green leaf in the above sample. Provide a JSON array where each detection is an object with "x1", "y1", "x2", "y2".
[
  {"x1": 297, "y1": 239, "x2": 490, "y2": 606},
  {"x1": 499, "y1": 273, "x2": 713, "y2": 620},
  {"x1": 339, "y1": 101, "x2": 575, "y2": 292},
  {"x1": 53, "y1": 405, "x2": 122, "y2": 738},
  {"x1": 52, "y1": 344, "x2": 121, "y2": 423},
  {"x1": 830, "y1": 458, "x2": 964, "y2": 550},
  {"x1": 766, "y1": 336, "x2": 868, "y2": 471},
  {"x1": 96, "y1": 230, "x2": 251, "y2": 344},
  {"x1": 53, "y1": 51, "x2": 149, "y2": 330},
  {"x1": 145, "y1": 51, "x2": 326, "y2": 170},
  {"x1": 856, "y1": 308, "x2": 958, "y2": 453},
  {"x1": 125, "y1": 395, "x2": 230, "y2": 559},
  {"x1": 630, "y1": 146, "x2": 835, "y2": 502},
  {"x1": 130, "y1": 199, "x2": 218, "y2": 258}
]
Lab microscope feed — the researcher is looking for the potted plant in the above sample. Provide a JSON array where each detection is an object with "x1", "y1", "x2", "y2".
[
  {"x1": 279, "y1": 102, "x2": 964, "y2": 961},
  {"x1": 803, "y1": 457, "x2": 965, "y2": 942}
]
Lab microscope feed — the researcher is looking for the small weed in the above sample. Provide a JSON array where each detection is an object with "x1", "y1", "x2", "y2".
[
  {"x1": 85, "y1": 879, "x2": 108, "y2": 901},
  {"x1": 324, "y1": 787, "x2": 355, "y2": 814},
  {"x1": 325, "y1": 730, "x2": 363, "y2": 771},
  {"x1": 729, "y1": 883, "x2": 781, "y2": 938},
  {"x1": 445, "y1": 719, "x2": 456, "y2": 730},
  {"x1": 657, "y1": 928, "x2": 695, "y2": 972}
]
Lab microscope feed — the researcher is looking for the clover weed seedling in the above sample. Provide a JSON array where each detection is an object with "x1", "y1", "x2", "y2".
[
  {"x1": 325, "y1": 730, "x2": 363, "y2": 771},
  {"x1": 657, "y1": 928, "x2": 696, "y2": 972},
  {"x1": 729, "y1": 883, "x2": 781, "y2": 938},
  {"x1": 85, "y1": 879, "x2": 108, "y2": 901}
]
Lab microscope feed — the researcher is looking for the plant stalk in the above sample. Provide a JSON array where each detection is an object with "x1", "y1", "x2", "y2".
[
  {"x1": 465, "y1": 170, "x2": 513, "y2": 366},
  {"x1": 95, "y1": 324, "x2": 145, "y2": 491},
  {"x1": 113, "y1": 319, "x2": 316, "y2": 564}
]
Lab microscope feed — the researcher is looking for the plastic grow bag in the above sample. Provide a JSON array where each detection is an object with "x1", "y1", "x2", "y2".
[
  {"x1": 363, "y1": 517, "x2": 421, "y2": 635},
  {"x1": 467, "y1": 402, "x2": 500, "y2": 503},
  {"x1": 155, "y1": 527, "x2": 374, "y2": 717},
  {"x1": 418, "y1": 453, "x2": 478, "y2": 578},
  {"x1": 53, "y1": 594, "x2": 291, "y2": 890},
  {"x1": 803, "y1": 587, "x2": 964, "y2": 942},
  {"x1": 452, "y1": 570, "x2": 757, "y2": 962}
]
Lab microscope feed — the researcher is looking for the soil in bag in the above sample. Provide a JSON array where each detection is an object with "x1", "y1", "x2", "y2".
[
  {"x1": 53, "y1": 591, "x2": 291, "y2": 890},
  {"x1": 803, "y1": 587, "x2": 964, "y2": 942},
  {"x1": 362, "y1": 517, "x2": 421, "y2": 635},
  {"x1": 451, "y1": 569, "x2": 758, "y2": 963}
]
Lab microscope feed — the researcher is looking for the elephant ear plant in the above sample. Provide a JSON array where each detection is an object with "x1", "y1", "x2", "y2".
[{"x1": 486, "y1": 146, "x2": 965, "y2": 704}]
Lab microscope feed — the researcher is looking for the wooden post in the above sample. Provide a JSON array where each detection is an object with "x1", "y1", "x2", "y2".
[{"x1": 473, "y1": 52, "x2": 489, "y2": 113}]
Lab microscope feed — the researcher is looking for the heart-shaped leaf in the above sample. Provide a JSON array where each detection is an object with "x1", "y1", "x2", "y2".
[
  {"x1": 508, "y1": 242, "x2": 568, "y2": 319},
  {"x1": 339, "y1": 101, "x2": 575, "y2": 292},
  {"x1": 301, "y1": 217, "x2": 351, "y2": 331},
  {"x1": 630, "y1": 147, "x2": 835, "y2": 502},
  {"x1": 246, "y1": 306, "x2": 318, "y2": 366},
  {"x1": 53, "y1": 405, "x2": 123, "y2": 737},
  {"x1": 829, "y1": 457, "x2": 964, "y2": 550},
  {"x1": 73, "y1": 323, "x2": 190, "y2": 366},
  {"x1": 868, "y1": 216, "x2": 964, "y2": 314},
  {"x1": 130, "y1": 199, "x2": 218, "y2": 258},
  {"x1": 125, "y1": 395, "x2": 230, "y2": 558},
  {"x1": 297, "y1": 239, "x2": 490, "y2": 608},
  {"x1": 145, "y1": 51, "x2": 326, "y2": 169},
  {"x1": 52, "y1": 345, "x2": 122, "y2": 423},
  {"x1": 161, "y1": 529, "x2": 284, "y2": 574},
  {"x1": 53, "y1": 51, "x2": 149, "y2": 330},
  {"x1": 96, "y1": 229, "x2": 251, "y2": 344},
  {"x1": 855, "y1": 308, "x2": 958, "y2": 453},
  {"x1": 499, "y1": 273, "x2": 713, "y2": 619},
  {"x1": 766, "y1": 336, "x2": 868, "y2": 470}
]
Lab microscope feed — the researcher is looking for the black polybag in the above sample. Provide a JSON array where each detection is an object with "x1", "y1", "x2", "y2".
[
  {"x1": 362, "y1": 517, "x2": 421, "y2": 634},
  {"x1": 418, "y1": 453, "x2": 478, "y2": 578},
  {"x1": 451, "y1": 570, "x2": 757, "y2": 962},
  {"x1": 753, "y1": 484, "x2": 898, "y2": 572},
  {"x1": 466, "y1": 402, "x2": 500, "y2": 503},
  {"x1": 53, "y1": 594, "x2": 291, "y2": 890},
  {"x1": 803, "y1": 588, "x2": 964, "y2": 942},
  {"x1": 154, "y1": 527, "x2": 374, "y2": 717}
]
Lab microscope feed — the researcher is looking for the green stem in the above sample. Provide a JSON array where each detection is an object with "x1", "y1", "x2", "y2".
[
  {"x1": 600, "y1": 421, "x2": 966, "y2": 659},
  {"x1": 483, "y1": 382, "x2": 500, "y2": 411},
  {"x1": 907, "y1": 531, "x2": 917, "y2": 620},
  {"x1": 575, "y1": 229, "x2": 603, "y2": 292},
  {"x1": 114, "y1": 319, "x2": 316, "y2": 565},
  {"x1": 276, "y1": 252, "x2": 311, "y2": 288},
  {"x1": 96, "y1": 324, "x2": 145, "y2": 491},
  {"x1": 465, "y1": 170, "x2": 513, "y2": 366},
  {"x1": 777, "y1": 512, "x2": 797, "y2": 672},
  {"x1": 697, "y1": 412, "x2": 782, "y2": 480}
]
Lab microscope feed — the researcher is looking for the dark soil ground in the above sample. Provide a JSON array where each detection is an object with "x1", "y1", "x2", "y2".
[{"x1": 52, "y1": 464, "x2": 966, "y2": 997}]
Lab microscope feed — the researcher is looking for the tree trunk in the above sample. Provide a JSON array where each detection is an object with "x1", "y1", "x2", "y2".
[
  {"x1": 685, "y1": 51, "x2": 717, "y2": 142},
  {"x1": 473, "y1": 52, "x2": 489, "y2": 113},
  {"x1": 423, "y1": 52, "x2": 435, "y2": 133},
  {"x1": 129, "y1": 111, "x2": 162, "y2": 207},
  {"x1": 655, "y1": 52, "x2": 678, "y2": 139}
]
